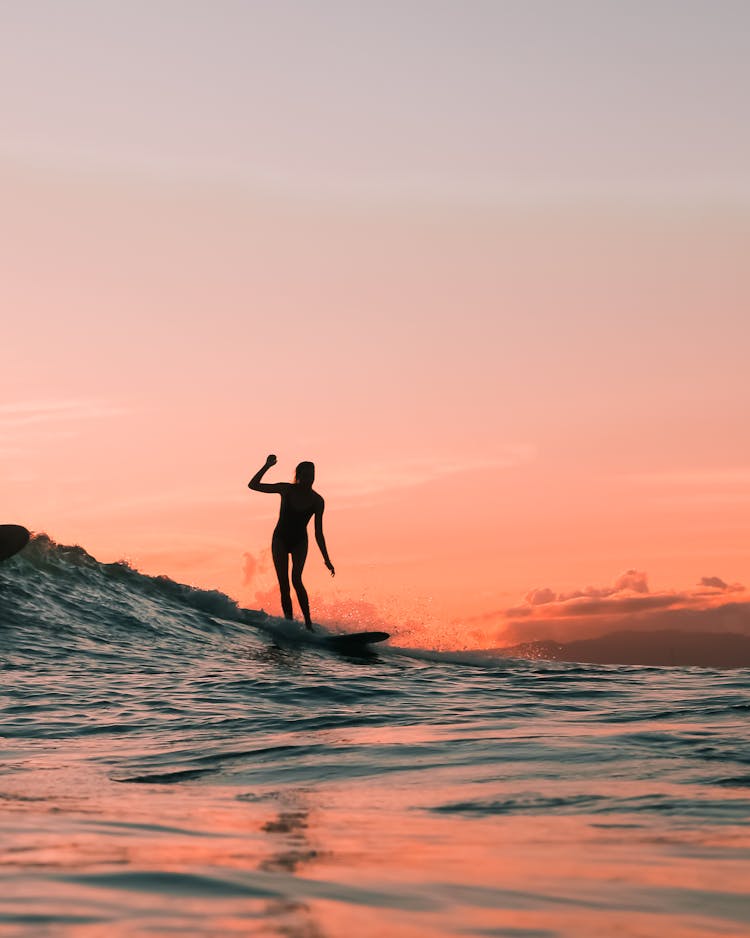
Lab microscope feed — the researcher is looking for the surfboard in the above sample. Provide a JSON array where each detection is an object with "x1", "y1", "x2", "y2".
[
  {"x1": 249, "y1": 614, "x2": 390, "y2": 656},
  {"x1": 0, "y1": 525, "x2": 30, "y2": 563},
  {"x1": 323, "y1": 631, "x2": 390, "y2": 654}
]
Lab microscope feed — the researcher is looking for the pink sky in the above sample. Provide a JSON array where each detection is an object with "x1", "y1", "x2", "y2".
[{"x1": 2, "y1": 2, "x2": 749, "y2": 645}]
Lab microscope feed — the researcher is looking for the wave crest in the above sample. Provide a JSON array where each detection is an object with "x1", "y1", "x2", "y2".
[{"x1": 0, "y1": 534, "x2": 250, "y2": 662}]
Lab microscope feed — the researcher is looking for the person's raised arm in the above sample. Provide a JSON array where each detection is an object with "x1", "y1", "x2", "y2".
[
  {"x1": 314, "y1": 499, "x2": 335, "y2": 576},
  {"x1": 248, "y1": 454, "x2": 284, "y2": 493}
]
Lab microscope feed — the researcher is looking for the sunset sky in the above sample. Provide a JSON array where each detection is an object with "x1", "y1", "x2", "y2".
[{"x1": 3, "y1": 1, "x2": 749, "y2": 645}]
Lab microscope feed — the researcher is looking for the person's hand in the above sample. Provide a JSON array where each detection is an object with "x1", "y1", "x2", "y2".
[
  {"x1": 265, "y1": 454, "x2": 277, "y2": 467},
  {"x1": 326, "y1": 560, "x2": 336, "y2": 577}
]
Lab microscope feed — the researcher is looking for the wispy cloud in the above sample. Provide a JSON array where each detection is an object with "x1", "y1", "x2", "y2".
[
  {"x1": 328, "y1": 445, "x2": 536, "y2": 500},
  {"x1": 0, "y1": 399, "x2": 128, "y2": 430},
  {"x1": 625, "y1": 469, "x2": 750, "y2": 487},
  {"x1": 89, "y1": 489, "x2": 248, "y2": 511},
  {"x1": 621, "y1": 469, "x2": 750, "y2": 506}
]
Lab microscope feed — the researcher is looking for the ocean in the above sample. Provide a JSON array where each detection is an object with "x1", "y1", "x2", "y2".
[{"x1": 1, "y1": 535, "x2": 749, "y2": 937}]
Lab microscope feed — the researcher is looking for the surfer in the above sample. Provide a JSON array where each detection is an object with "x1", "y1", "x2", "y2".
[{"x1": 248, "y1": 455, "x2": 335, "y2": 630}]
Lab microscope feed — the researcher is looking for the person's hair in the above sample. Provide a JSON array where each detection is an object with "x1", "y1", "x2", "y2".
[{"x1": 294, "y1": 461, "x2": 315, "y2": 485}]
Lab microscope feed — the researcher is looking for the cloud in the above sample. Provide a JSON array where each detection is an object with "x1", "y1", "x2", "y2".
[
  {"x1": 508, "y1": 593, "x2": 679, "y2": 621},
  {"x1": 0, "y1": 399, "x2": 127, "y2": 429},
  {"x1": 523, "y1": 569, "x2": 650, "y2": 606},
  {"x1": 73, "y1": 489, "x2": 249, "y2": 518},
  {"x1": 627, "y1": 469, "x2": 750, "y2": 487},
  {"x1": 525, "y1": 587, "x2": 556, "y2": 605},
  {"x1": 327, "y1": 445, "x2": 536, "y2": 500},
  {"x1": 698, "y1": 576, "x2": 744, "y2": 592},
  {"x1": 624, "y1": 469, "x2": 750, "y2": 506},
  {"x1": 464, "y1": 571, "x2": 750, "y2": 647},
  {"x1": 613, "y1": 569, "x2": 649, "y2": 593}
]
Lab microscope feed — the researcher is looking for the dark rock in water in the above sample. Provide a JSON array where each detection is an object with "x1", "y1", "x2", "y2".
[{"x1": 0, "y1": 524, "x2": 30, "y2": 563}]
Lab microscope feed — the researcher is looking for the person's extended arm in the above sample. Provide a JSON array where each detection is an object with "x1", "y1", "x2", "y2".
[
  {"x1": 248, "y1": 455, "x2": 284, "y2": 493},
  {"x1": 314, "y1": 500, "x2": 335, "y2": 576}
]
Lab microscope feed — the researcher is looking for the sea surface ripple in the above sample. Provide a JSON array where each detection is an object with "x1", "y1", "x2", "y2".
[{"x1": 1, "y1": 536, "x2": 749, "y2": 937}]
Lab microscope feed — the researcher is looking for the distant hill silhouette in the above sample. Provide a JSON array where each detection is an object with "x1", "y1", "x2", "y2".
[{"x1": 497, "y1": 630, "x2": 750, "y2": 668}]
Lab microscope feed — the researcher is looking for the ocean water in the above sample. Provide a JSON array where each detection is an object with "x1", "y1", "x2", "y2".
[{"x1": 1, "y1": 536, "x2": 749, "y2": 937}]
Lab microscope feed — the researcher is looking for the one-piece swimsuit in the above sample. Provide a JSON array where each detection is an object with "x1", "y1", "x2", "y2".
[{"x1": 274, "y1": 497, "x2": 315, "y2": 551}]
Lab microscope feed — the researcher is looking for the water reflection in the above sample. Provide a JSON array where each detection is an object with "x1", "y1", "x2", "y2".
[{"x1": 257, "y1": 790, "x2": 328, "y2": 938}]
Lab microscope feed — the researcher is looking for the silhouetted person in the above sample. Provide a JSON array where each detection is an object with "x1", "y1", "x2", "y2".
[{"x1": 248, "y1": 455, "x2": 335, "y2": 630}]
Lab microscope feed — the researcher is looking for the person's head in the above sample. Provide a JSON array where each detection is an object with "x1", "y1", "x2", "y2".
[{"x1": 294, "y1": 461, "x2": 315, "y2": 488}]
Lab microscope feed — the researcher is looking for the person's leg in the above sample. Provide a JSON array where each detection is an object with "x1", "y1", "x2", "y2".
[
  {"x1": 290, "y1": 537, "x2": 312, "y2": 629},
  {"x1": 272, "y1": 534, "x2": 293, "y2": 620}
]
